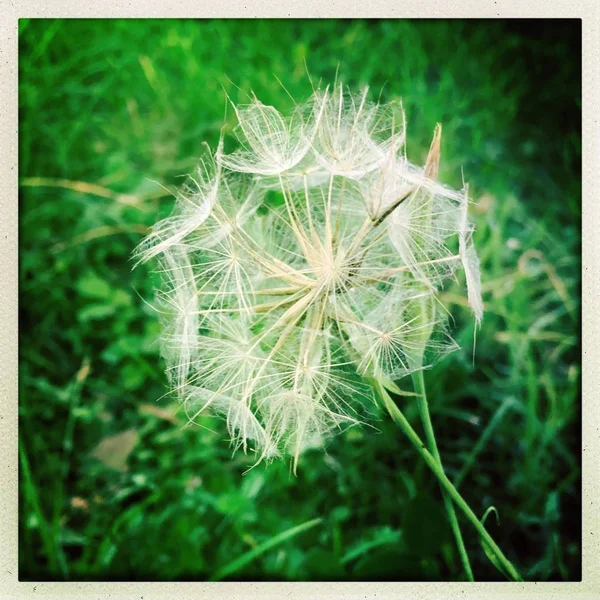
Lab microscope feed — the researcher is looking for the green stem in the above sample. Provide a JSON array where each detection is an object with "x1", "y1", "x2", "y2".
[
  {"x1": 412, "y1": 370, "x2": 474, "y2": 582},
  {"x1": 373, "y1": 379, "x2": 523, "y2": 582}
]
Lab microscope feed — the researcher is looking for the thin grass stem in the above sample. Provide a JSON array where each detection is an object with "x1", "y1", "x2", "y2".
[
  {"x1": 373, "y1": 379, "x2": 523, "y2": 582},
  {"x1": 411, "y1": 369, "x2": 474, "y2": 581},
  {"x1": 210, "y1": 517, "x2": 322, "y2": 581}
]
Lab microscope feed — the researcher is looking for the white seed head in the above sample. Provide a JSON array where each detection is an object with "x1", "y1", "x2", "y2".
[{"x1": 134, "y1": 84, "x2": 483, "y2": 469}]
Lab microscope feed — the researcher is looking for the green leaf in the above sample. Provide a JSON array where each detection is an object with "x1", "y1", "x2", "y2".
[
  {"x1": 112, "y1": 289, "x2": 133, "y2": 306},
  {"x1": 122, "y1": 362, "x2": 147, "y2": 390},
  {"x1": 76, "y1": 272, "x2": 113, "y2": 299},
  {"x1": 78, "y1": 303, "x2": 116, "y2": 322},
  {"x1": 102, "y1": 337, "x2": 141, "y2": 364},
  {"x1": 60, "y1": 528, "x2": 88, "y2": 546}
]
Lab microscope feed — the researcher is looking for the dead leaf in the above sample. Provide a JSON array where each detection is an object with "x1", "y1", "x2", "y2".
[
  {"x1": 475, "y1": 193, "x2": 494, "y2": 214},
  {"x1": 90, "y1": 429, "x2": 139, "y2": 471},
  {"x1": 75, "y1": 358, "x2": 91, "y2": 383},
  {"x1": 70, "y1": 496, "x2": 89, "y2": 511},
  {"x1": 185, "y1": 476, "x2": 203, "y2": 493},
  {"x1": 138, "y1": 403, "x2": 178, "y2": 423}
]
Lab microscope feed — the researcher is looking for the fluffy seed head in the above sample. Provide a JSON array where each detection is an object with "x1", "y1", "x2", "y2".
[{"x1": 135, "y1": 84, "x2": 483, "y2": 469}]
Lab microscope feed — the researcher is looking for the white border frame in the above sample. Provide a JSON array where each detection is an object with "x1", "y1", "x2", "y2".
[{"x1": 2, "y1": 4, "x2": 597, "y2": 599}]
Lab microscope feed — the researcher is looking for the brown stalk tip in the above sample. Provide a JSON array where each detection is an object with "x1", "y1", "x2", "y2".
[{"x1": 424, "y1": 123, "x2": 442, "y2": 181}]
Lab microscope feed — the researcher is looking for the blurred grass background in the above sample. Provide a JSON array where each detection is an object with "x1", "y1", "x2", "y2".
[{"x1": 18, "y1": 19, "x2": 581, "y2": 581}]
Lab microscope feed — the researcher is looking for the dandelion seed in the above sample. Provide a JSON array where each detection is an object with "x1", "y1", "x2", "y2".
[
  {"x1": 312, "y1": 86, "x2": 405, "y2": 179},
  {"x1": 220, "y1": 95, "x2": 321, "y2": 176},
  {"x1": 459, "y1": 185, "x2": 484, "y2": 325},
  {"x1": 136, "y1": 83, "x2": 483, "y2": 469},
  {"x1": 133, "y1": 141, "x2": 223, "y2": 265}
]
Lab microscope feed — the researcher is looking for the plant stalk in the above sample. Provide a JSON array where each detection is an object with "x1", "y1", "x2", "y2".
[
  {"x1": 412, "y1": 369, "x2": 474, "y2": 581},
  {"x1": 373, "y1": 379, "x2": 523, "y2": 582}
]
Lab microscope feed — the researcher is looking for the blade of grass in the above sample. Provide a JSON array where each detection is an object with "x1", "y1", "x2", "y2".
[
  {"x1": 455, "y1": 396, "x2": 518, "y2": 489},
  {"x1": 210, "y1": 517, "x2": 322, "y2": 581},
  {"x1": 19, "y1": 441, "x2": 68, "y2": 578},
  {"x1": 340, "y1": 529, "x2": 402, "y2": 565}
]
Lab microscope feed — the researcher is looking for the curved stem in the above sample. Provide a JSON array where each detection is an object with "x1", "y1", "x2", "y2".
[
  {"x1": 373, "y1": 379, "x2": 523, "y2": 582},
  {"x1": 412, "y1": 370, "x2": 474, "y2": 581}
]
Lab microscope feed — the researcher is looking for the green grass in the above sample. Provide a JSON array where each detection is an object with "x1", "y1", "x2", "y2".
[{"x1": 19, "y1": 18, "x2": 581, "y2": 581}]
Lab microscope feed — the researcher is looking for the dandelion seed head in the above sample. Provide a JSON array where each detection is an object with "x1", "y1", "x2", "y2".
[{"x1": 136, "y1": 83, "x2": 483, "y2": 469}]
